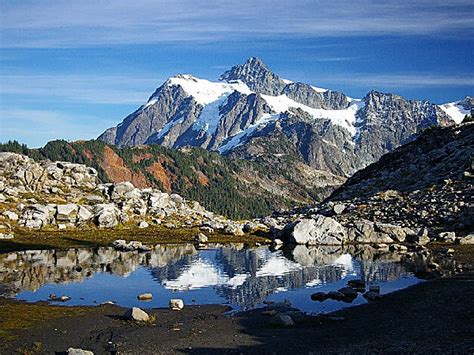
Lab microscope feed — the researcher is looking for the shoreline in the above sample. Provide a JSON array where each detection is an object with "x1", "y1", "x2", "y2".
[{"x1": 0, "y1": 272, "x2": 473, "y2": 354}]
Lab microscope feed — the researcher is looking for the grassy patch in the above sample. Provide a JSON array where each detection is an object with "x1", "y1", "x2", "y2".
[{"x1": 0, "y1": 226, "x2": 270, "y2": 253}]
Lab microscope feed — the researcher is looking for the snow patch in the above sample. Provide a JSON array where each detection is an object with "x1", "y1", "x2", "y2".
[
  {"x1": 167, "y1": 75, "x2": 252, "y2": 105},
  {"x1": 218, "y1": 113, "x2": 278, "y2": 153},
  {"x1": 439, "y1": 102, "x2": 470, "y2": 124},
  {"x1": 144, "y1": 99, "x2": 157, "y2": 108},
  {"x1": 261, "y1": 94, "x2": 364, "y2": 136},
  {"x1": 191, "y1": 95, "x2": 228, "y2": 135},
  {"x1": 311, "y1": 85, "x2": 328, "y2": 93}
]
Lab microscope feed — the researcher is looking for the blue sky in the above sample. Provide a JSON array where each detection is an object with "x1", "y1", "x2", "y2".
[{"x1": 1, "y1": 0, "x2": 473, "y2": 147}]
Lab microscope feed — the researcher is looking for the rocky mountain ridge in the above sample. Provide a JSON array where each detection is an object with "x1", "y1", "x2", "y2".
[{"x1": 99, "y1": 57, "x2": 471, "y2": 178}]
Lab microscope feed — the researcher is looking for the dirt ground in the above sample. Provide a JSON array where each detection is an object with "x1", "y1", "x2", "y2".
[{"x1": 0, "y1": 271, "x2": 473, "y2": 355}]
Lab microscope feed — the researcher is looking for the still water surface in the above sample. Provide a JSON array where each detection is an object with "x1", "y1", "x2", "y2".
[{"x1": 0, "y1": 244, "x2": 424, "y2": 313}]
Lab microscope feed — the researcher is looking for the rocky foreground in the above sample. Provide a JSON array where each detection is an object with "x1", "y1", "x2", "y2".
[{"x1": 0, "y1": 152, "x2": 262, "y2": 239}]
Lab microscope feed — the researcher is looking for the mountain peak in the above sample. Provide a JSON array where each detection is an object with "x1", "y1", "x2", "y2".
[{"x1": 219, "y1": 57, "x2": 286, "y2": 95}]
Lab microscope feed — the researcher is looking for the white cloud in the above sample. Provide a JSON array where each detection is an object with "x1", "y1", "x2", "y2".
[
  {"x1": 1, "y1": 0, "x2": 473, "y2": 48},
  {"x1": 317, "y1": 73, "x2": 474, "y2": 88},
  {"x1": 0, "y1": 74, "x2": 162, "y2": 105}
]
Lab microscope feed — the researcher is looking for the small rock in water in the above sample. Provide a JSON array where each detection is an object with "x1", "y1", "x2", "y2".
[
  {"x1": 124, "y1": 307, "x2": 149, "y2": 322},
  {"x1": 363, "y1": 291, "x2": 381, "y2": 301},
  {"x1": 261, "y1": 309, "x2": 278, "y2": 316},
  {"x1": 310, "y1": 292, "x2": 327, "y2": 302},
  {"x1": 347, "y1": 279, "x2": 366, "y2": 291},
  {"x1": 49, "y1": 294, "x2": 71, "y2": 302},
  {"x1": 338, "y1": 287, "x2": 358, "y2": 299},
  {"x1": 268, "y1": 314, "x2": 294, "y2": 327},
  {"x1": 327, "y1": 291, "x2": 346, "y2": 301},
  {"x1": 137, "y1": 293, "x2": 153, "y2": 301},
  {"x1": 67, "y1": 348, "x2": 94, "y2": 355},
  {"x1": 169, "y1": 299, "x2": 184, "y2": 310},
  {"x1": 369, "y1": 285, "x2": 380, "y2": 294}
]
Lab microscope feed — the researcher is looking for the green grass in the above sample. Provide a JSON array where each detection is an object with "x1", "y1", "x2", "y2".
[{"x1": 0, "y1": 225, "x2": 271, "y2": 253}]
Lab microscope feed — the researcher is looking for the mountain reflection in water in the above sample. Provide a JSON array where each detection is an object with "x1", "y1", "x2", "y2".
[{"x1": 0, "y1": 244, "x2": 426, "y2": 313}]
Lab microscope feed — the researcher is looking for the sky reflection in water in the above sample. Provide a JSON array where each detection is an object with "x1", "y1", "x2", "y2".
[{"x1": 0, "y1": 244, "x2": 423, "y2": 313}]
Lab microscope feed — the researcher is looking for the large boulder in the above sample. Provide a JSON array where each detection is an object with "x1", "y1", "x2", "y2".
[
  {"x1": 56, "y1": 204, "x2": 79, "y2": 222},
  {"x1": 347, "y1": 220, "x2": 394, "y2": 244},
  {"x1": 288, "y1": 216, "x2": 347, "y2": 245},
  {"x1": 2, "y1": 211, "x2": 18, "y2": 221},
  {"x1": 77, "y1": 206, "x2": 93, "y2": 223},
  {"x1": 94, "y1": 204, "x2": 120, "y2": 228},
  {"x1": 110, "y1": 181, "x2": 135, "y2": 200},
  {"x1": 20, "y1": 204, "x2": 51, "y2": 229},
  {"x1": 148, "y1": 192, "x2": 176, "y2": 212},
  {"x1": 375, "y1": 223, "x2": 406, "y2": 242}
]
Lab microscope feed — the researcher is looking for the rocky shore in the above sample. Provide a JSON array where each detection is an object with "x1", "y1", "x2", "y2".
[{"x1": 262, "y1": 123, "x2": 473, "y2": 248}]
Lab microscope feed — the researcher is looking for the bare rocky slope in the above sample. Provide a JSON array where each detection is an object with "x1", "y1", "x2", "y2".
[{"x1": 264, "y1": 122, "x2": 474, "y2": 246}]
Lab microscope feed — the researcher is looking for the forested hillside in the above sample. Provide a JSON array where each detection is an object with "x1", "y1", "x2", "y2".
[{"x1": 0, "y1": 140, "x2": 343, "y2": 219}]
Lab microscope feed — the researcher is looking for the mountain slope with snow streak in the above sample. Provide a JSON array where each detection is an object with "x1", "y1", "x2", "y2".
[{"x1": 99, "y1": 57, "x2": 461, "y2": 178}]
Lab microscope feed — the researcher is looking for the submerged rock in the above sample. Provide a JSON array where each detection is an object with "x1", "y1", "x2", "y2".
[{"x1": 310, "y1": 292, "x2": 328, "y2": 302}]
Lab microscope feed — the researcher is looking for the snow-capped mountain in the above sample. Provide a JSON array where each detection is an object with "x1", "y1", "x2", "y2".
[{"x1": 99, "y1": 57, "x2": 470, "y2": 177}]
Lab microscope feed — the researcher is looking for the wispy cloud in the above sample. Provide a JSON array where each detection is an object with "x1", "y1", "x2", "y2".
[
  {"x1": 1, "y1": 0, "x2": 473, "y2": 48},
  {"x1": 318, "y1": 73, "x2": 474, "y2": 88},
  {"x1": 0, "y1": 74, "x2": 163, "y2": 105}
]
